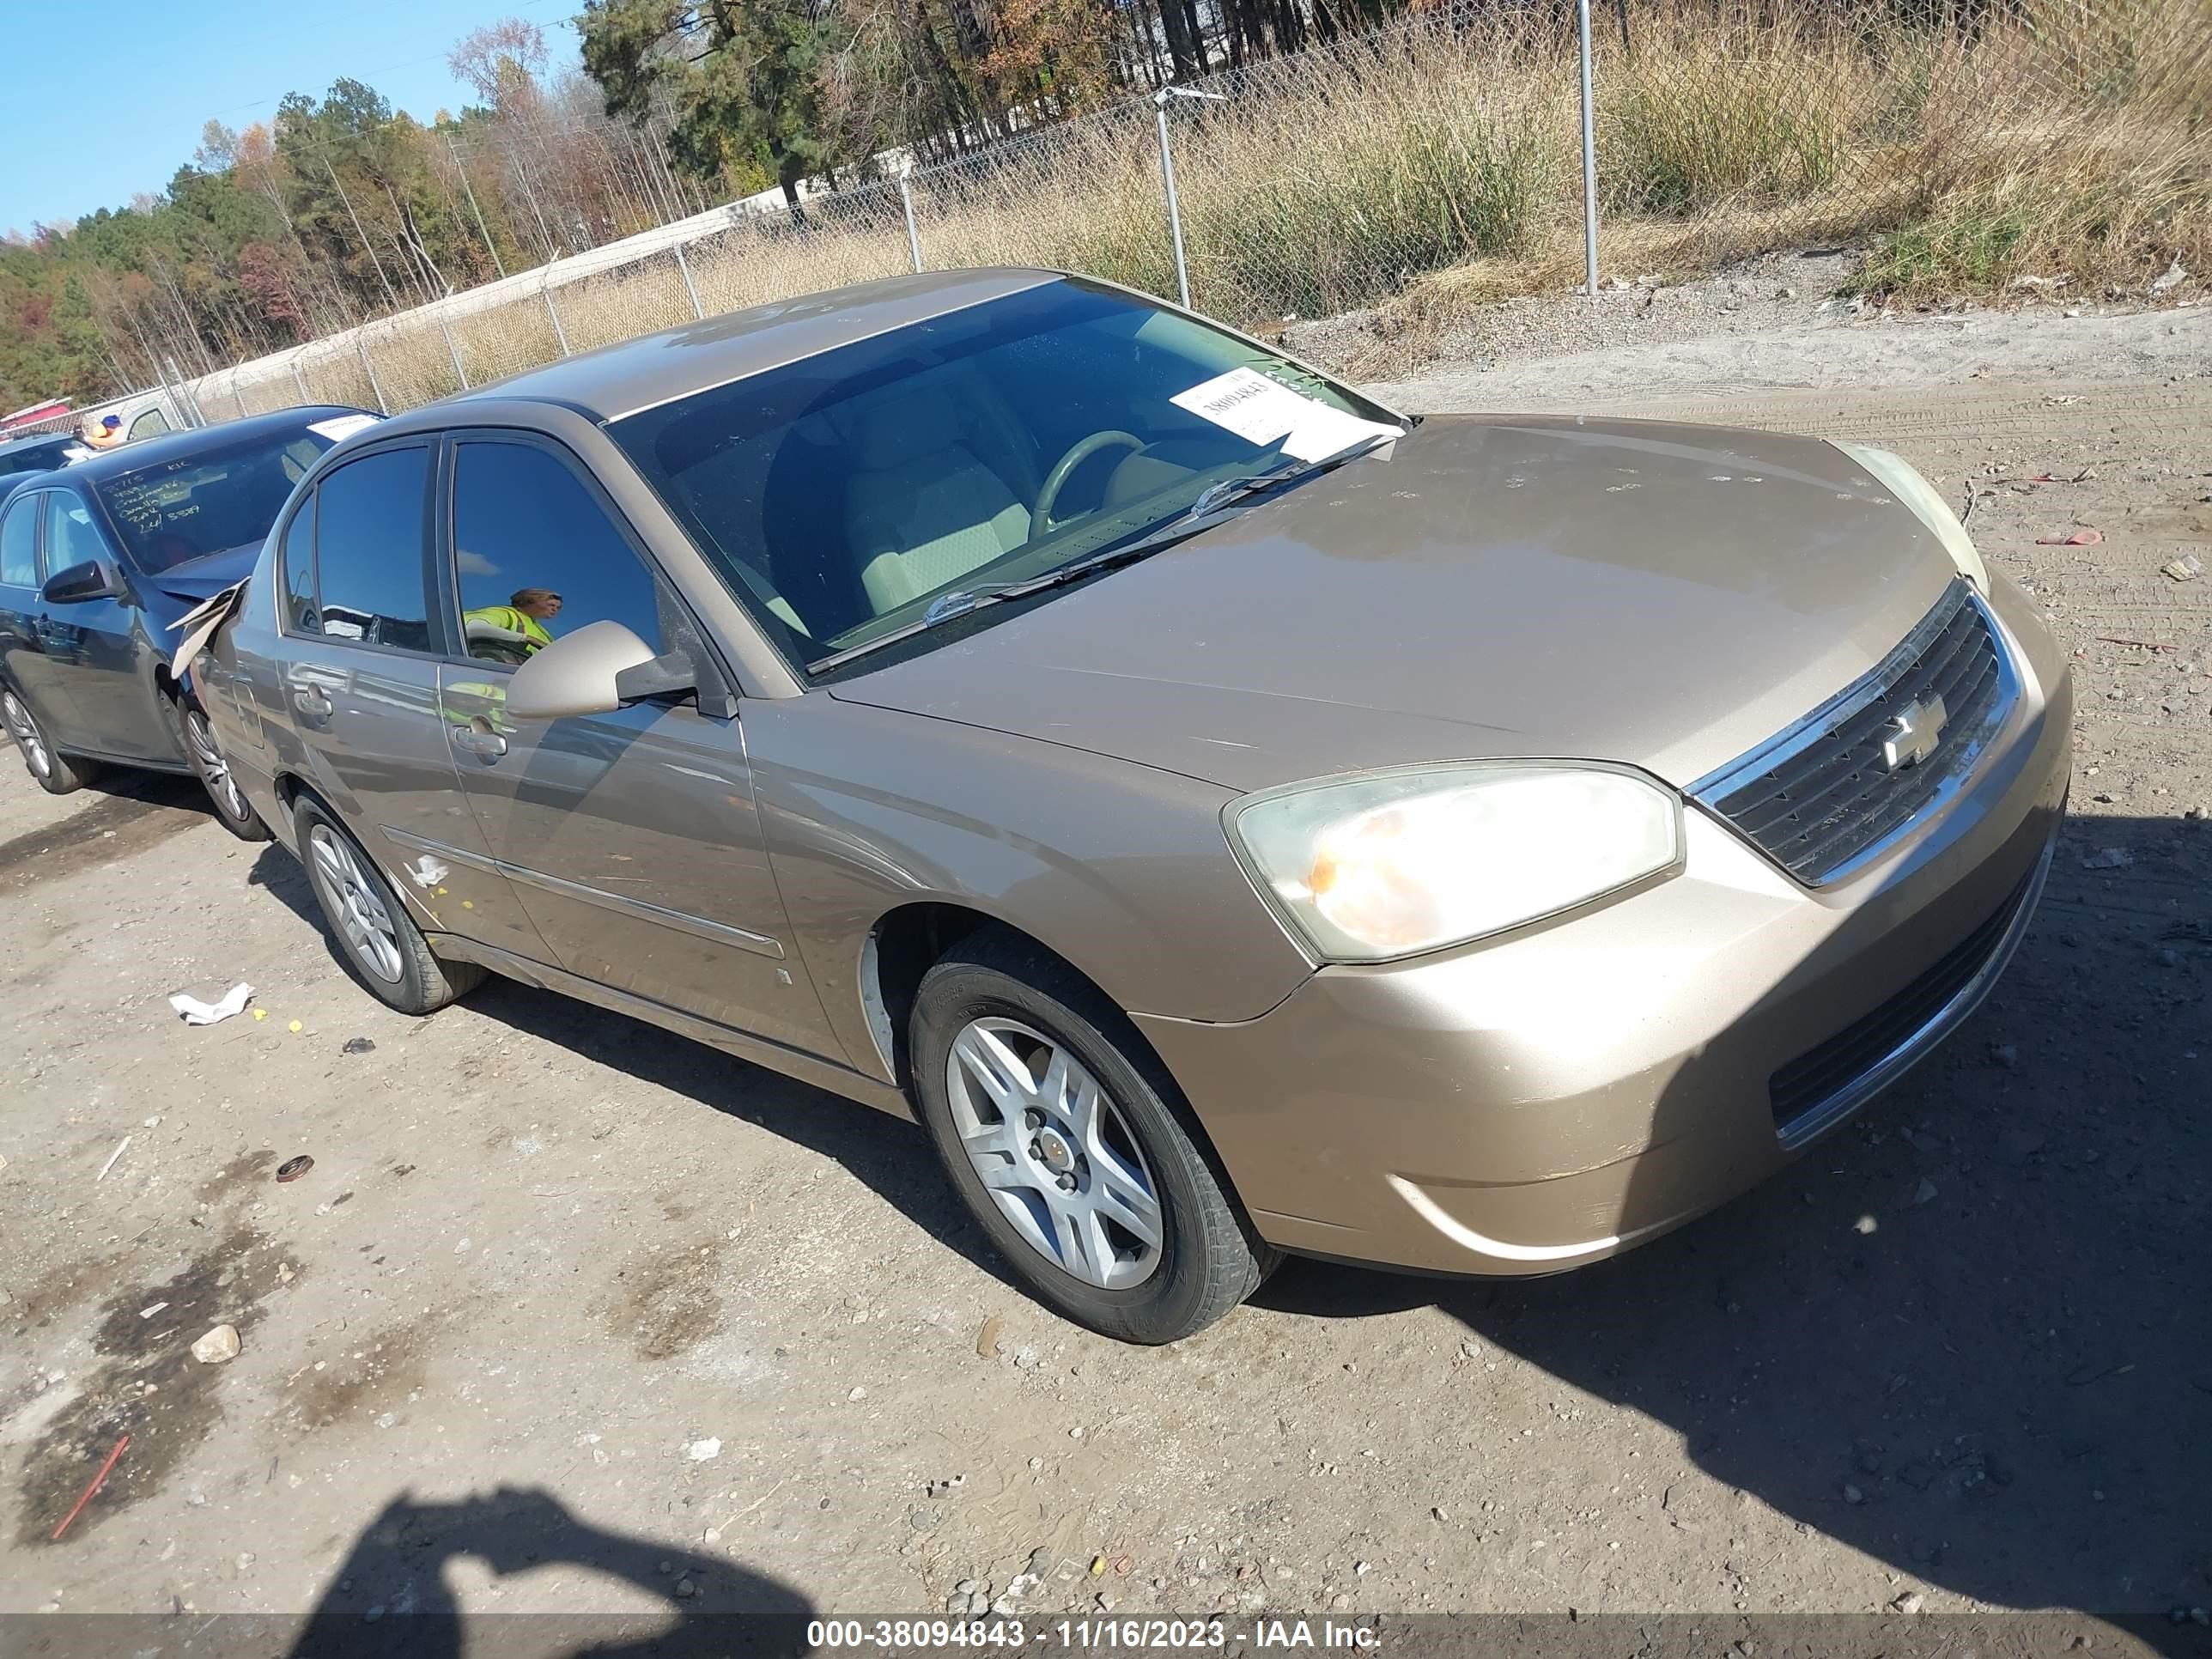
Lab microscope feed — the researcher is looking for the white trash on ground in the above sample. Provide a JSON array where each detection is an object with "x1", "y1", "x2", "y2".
[{"x1": 169, "y1": 984, "x2": 255, "y2": 1025}]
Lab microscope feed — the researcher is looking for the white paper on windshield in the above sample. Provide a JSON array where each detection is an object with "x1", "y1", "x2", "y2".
[
  {"x1": 308, "y1": 413, "x2": 380, "y2": 444},
  {"x1": 1171, "y1": 367, "x2": 1400, "y2": 463},
  {"x1": 62, "y1": 444, "x2": 95, "y2": 465}
]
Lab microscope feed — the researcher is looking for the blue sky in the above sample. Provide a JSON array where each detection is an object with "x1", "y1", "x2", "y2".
[{"x1": 0, "y1": 0, "x2": 582, "y2": 235}]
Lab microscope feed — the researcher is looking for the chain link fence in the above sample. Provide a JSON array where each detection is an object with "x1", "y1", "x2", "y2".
[{"x1": 161, "y1": 0, "x2": 2205, "y2": 425}]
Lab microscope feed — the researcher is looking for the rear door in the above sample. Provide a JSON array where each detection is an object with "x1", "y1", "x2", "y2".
[
  {"x1": 37, "y1": 487, "x2": 171, "y2": 761},
  {"x1": 432, "y1": 432, "x2": 842, "y2": 1060},
  {"x1": 277, "y1": 441, "x2": 544, "y2": 963}
]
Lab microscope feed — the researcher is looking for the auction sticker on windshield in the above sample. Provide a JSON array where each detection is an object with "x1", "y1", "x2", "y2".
[
  {"x1": 308, "y1": 414, "x2": 381, "y2": 443},
  {"x1": 1172, "y1": 367, "x2": 1398, "y2": 462}
]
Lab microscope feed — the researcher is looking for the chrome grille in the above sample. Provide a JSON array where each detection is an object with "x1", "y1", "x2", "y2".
[{"x1": 1692, "y1": 581, "x2": 2015, "y2": 885}]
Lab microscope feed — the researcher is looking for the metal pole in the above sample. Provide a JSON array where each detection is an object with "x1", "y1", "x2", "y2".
[
  {"x1": 449, "y1": 134, "x2": 507, "y2": 279},
  {"x1": 1155, "y1": 94, "x2": 1191, "y2": 310},
  {"x1": 1577, "y1": 0, "x2": 1601, "y2": 300},
  {"x1": 544, "y1": 279, "x2": 571, "y2": 356},
  {"x1": 354, "y1": 333, "x2": 389, "y2": 414},
  {"x1": 439, "y1": 315, "x2": 470, "y2": 390},
  {"x1": 898, "y1": 173, "x2": 924, "y2": 274},
  {"x1": 672, "y1": 241, "x2": 705, "y2": 319},
  {"x1": 289, "y1": 355, "x2": 311, "y2": 404},
  {"x1": 165, "y1": 356, "x2": 206, "y2": 428},
  {"x1": 231, "y1": 373, "x2": 248, "y2": 420},
  {"x1": 150, "y1": 353, "x2": 192, "y2": 429}
]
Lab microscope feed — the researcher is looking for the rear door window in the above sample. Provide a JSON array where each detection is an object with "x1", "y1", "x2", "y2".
[
  {"x1": 127, "y1": 409, "x2": 171, "y2": 442},
  {"x1": 0, "y1": 494, "x2": 40, "y2": 587},
  {"x1": 308, "y1": 447, "x2": 436, "y2": 653}
]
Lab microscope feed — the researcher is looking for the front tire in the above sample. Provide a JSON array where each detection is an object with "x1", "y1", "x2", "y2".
[
  {"x1": 3, "y1": 687, "x2": 97, "y2": 795},
  {"x1": 908, "y1": 928, "x2": 1274, "y2": 1344},
  {"x1": 174, "y1": 696, "x2": 270, "y2": 841},
  {"x1": 293, "y1": 797, "x2": 483, "y2": 1013}
]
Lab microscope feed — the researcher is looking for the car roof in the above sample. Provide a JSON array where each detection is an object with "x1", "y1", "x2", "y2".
[
  {"x1": 428, "y1": 267, "x2": 1066, "y2": 427},
  {"x1": 53, "y1": 404, "x2": 371, "y2": 484},
  {"x1": 0, "y1": 472, "x2": 52, "y2": 509}
]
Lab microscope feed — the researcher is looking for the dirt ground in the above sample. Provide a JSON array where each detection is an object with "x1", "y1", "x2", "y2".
[{"x1": 3, "y1": 287, "x2": 2209, "y2": 1647}]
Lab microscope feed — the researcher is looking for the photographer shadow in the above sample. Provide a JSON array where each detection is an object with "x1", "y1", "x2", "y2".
[{"x1": 288, "y1": 1486, "x2": 814, "y2": 1659}]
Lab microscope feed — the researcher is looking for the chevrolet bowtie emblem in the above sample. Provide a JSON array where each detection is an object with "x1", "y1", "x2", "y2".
[{"x1": 1881, "y1": 694, "x2": 1948, "y2": 771}]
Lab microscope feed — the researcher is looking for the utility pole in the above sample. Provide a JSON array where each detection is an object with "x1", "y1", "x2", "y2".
[{"x1": 449, "y1": 134, "x2": 506, "y2": 277}]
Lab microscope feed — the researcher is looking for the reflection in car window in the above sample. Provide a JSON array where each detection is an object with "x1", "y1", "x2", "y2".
[
  {"x1": 0, "y1": 495, "x2": 39, "y2": 586},
  {"x1": 95, "y1": 428, "x2": 330, "y2": 573},
  {"x1": 451, "y1": 441, "x2": 662, "y2": 666},
  {"x1": 280, "y1": 498, "x2": 317, "y2": 634},
  {"x1": 42, "y1": 492, "x2": 108, "y2": 574},
  {"x1": 313, "y1": 447, "x2": 434, "y2": 652}
]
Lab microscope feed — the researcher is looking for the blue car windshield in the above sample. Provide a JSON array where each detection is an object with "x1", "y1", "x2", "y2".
[{"x1": 97, "y1": 428, "x2": 331, "y2": 573}]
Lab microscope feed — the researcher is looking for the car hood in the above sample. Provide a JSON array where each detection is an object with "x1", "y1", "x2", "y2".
[
  {"x1": 150, "y1": 542, "x2": 262, "y2": 605},
  {"x1": 828, "y1": 413, "x2": 1959, "y2": 793}
]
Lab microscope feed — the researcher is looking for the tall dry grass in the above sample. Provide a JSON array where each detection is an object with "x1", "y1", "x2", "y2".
[{"x1": 228, "y1": 0, "x2": 2207, "y2": 416}]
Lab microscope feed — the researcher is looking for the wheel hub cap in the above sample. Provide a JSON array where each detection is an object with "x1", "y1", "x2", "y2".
[
  {"x1": 945, "y1": 1018, "x2": 1163, "y2": 1291},
  {"x1": 309, "y1": 827, "x2": 404, "y2": 986},
  {"x1": 3, "y1": 693, "x2": 49, "y2": 776},
  {"x1": 185, "y1": 711, "x2": 247, "y2": 816}
]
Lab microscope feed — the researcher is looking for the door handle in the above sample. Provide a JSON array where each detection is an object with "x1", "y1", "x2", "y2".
[
  {"x1": 451, "y1": 720, "x2": 507, "y2": 759},
  {"x1": 292, "y1": 685, "x2": 332, "y2": 723}
]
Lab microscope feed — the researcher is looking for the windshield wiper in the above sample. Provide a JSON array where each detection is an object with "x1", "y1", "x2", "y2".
[
  {"x1": 805, "y1": 428, "x2": 1401, "y2": 676},
  {"x1": 1182, "y1": 429, "x2": 1401, "y2": 520}
]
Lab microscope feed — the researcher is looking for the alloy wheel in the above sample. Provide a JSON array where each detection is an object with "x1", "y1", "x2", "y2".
[
  {"x1": 945, "y1": 1018, "x2": 1164, "y2": 1290},
  {"x1": 2, "y1": 690, "x2": 51, "y2": 780},
  {"x1": 183, "y1": 705, "x2": 250, "y2": 819},
  {"x1": 307, "y1": 824, "x2": 404, "y2": 985}
]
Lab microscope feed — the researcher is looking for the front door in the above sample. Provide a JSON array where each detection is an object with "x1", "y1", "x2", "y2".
[
  {"x1": 433, "y1": 434, "x2": 843, "y2": 1061},
  {"x1": 0, "y1": 491, "x2": 64, "y2": 739},
  {"x1": 37, "y1": 488, "x2": 169, "y2": 761},
  {"x1": 277, "y1": 442, "x2": 544, "y2": 963}
]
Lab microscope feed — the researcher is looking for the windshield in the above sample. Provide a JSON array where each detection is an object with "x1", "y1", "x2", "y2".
[
  {"x1": 96, "y1": 427, "x2": 331, "y2": 573},
  {"x1": 609, "y1": 279, "x2": 1403, "y2": 677}
]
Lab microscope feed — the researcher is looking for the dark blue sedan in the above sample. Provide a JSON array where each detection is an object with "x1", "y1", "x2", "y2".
[{"x1": 0, "y1": 404, "x2": 378, "y2": 835}]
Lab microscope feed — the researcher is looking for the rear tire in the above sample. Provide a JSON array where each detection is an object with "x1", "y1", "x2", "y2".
[
  {"x1": 174, "y1": 695, "x2": 270, "y2": 842},
  {"x1": 908, "y1": 927, "x2": 1275, "y2": 1344},
  {"x1": 2, "y1": 687, "x2": 95, "y2": 795},
  {"x1": 293, "y1": 796, "x2": 483, "y2": 1013}
]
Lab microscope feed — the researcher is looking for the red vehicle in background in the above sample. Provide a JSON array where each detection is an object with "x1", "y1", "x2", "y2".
[{"x1": 2, "y1": 400, "x2": 72, "y2": 434}]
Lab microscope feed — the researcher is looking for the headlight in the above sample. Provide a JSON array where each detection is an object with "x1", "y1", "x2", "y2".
[
  {"x1": 1835, "y1": 442, "x2": 1987, "y2": 592},
  {"x1": 1225, "y1": 763, "x2": 1684, "y2": 963}
]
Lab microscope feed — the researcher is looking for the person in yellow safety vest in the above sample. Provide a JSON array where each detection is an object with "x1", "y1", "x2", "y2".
[{"x1": 461, "y1": 587, "x2": 563, "y2": 661}]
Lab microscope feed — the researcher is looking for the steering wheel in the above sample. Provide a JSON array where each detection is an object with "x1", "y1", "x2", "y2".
[{"x1": 1031, "y1": 431, "x2": 1145, "y2": 539}]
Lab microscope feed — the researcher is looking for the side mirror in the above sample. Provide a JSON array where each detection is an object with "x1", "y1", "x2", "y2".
[
  {"x1": 506, "y1": 619, "x2": 660, "y2": 720},
  {"x1": 41, "y1": 559, "x2": 124, "y2": 605}
]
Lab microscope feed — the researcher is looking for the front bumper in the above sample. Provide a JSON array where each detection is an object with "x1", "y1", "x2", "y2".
[{"x1": 1135, "y1": 578, "x2": 2073, "y2": 1276}]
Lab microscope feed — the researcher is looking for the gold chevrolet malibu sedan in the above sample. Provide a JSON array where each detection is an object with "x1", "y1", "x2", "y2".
[{"x1": 199, "y1": 269, "x2": 2070, "y2": 1343}]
